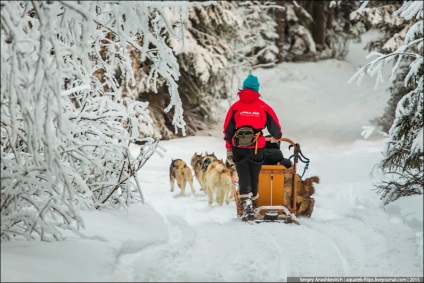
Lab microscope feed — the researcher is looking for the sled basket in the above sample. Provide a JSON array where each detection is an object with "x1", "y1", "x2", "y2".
[{"x1": 235, "y1": 137, "x2": 300, "y2": 224}]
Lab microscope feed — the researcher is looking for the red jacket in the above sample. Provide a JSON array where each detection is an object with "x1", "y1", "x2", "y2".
[{"x1": 223, "y1": 89, "x2": 282, "y2": 149}]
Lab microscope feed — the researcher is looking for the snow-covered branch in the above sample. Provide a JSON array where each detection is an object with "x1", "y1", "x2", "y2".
[
  {"x1": 1, "y1": 1, "x2": 197, "y2": 241},
  {"x1": 350, "y1": 0, "x2": 423, "y2": 204}
]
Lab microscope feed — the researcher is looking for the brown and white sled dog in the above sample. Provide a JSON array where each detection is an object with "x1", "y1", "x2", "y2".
[
  {"x1": 191, "y1": 152, "x2": 204, "y2": 190},
  {"x1": 191, "y1": 152, "x2": 217, "y2": 192},
  {"x1": 203, "y1": 159, "x2": 233, "y2": 205},
  {"x1": 169, "y1": 159, "x2": 195, "y2": 196},
  {"x1": 284, "y1": 174, "x2": 320, "y2": 217}
]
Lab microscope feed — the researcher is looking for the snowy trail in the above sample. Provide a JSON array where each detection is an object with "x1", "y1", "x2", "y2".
[
  {"x1": 112, "y1": 135, "x2": 422, "y2": 281},
  {"x1": 111, "y1": 34, "x2": 423, "y2": 280}
]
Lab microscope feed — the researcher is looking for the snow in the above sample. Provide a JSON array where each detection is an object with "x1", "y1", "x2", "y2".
[{"x1": 1, "y1": 32, "x2": 423, "y2": 282}]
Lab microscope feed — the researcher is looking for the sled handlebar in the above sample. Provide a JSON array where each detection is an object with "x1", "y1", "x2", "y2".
[
  {"x1": 264, "y1": 137, "x2": 297, "y2": 148},
  {"x1": 265, "y1": 137, "x2": 310, "y2": 164}
]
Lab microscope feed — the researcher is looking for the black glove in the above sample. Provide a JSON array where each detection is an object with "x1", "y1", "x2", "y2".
[{"x1": 226, "y1": 149, "x2": 235, "y2": 167}]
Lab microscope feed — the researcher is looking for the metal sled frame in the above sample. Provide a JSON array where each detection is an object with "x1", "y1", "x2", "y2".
[{"x1": 235, "y1": 137, "x2": 300, "y2": 224}]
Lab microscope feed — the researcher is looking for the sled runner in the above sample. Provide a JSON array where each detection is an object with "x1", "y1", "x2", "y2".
[{"x1": 235, "y1": 137, "x2": 310, "y2": 224}]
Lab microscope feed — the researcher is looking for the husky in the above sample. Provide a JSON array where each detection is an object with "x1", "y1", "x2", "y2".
[
  {"x1": 284, "y1": 174, "x2": 320, "y2": 217},
  {"x1": 169, "y1": 159, "x2": 195, "y2": 196},
  {"x1": 201, "y1": 152, "x2": 217, "y2": 172},
  {"x1": 203, "y1": 159, "x2": 233, "y2": 205},
  {"x1": 191, "y1": 152, "x2": 204, "y2": 190},
  {"x1": 195, "y1": 152, "x2": 217, "y2": 193}
]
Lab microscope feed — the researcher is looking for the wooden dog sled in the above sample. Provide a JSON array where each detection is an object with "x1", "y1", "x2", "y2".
[{"x1": 235, "y1": 137, "x2": 309, "y2": 224}]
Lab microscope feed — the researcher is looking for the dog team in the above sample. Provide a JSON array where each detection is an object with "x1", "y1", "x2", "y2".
[
  {"x1": 169, "y1": 152, "x2": 236, "y2": 206},
  {"x1": 169, "y1": 150, "x2": 319, "y2": 217}
]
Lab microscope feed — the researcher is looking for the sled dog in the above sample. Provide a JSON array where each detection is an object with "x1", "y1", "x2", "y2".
[
  {"x1": 191, "y1": 152, "x2": 204, "y2": 190},
  {"x1": 201, "y1": 152, "x2": 217, "y2": 172},
  {"x1": 203, "y1": 159, "x2": 233, "y2": 205},
  {"x1": 169, "y1": 159, "x2": 195, "y2": 196},
  {"x1": 284, "y1": 174, "x2": 320, "y2": 217},
  {"x1": 196, "y1": 152, "x2": 217, "y2": 192}
]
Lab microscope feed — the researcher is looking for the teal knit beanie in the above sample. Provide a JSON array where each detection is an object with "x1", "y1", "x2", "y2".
[{"x1": 242, "y1": 74, "x2": 260, "y2": 92}]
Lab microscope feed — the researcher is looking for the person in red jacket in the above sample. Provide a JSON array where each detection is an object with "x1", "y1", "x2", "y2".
[{"x1": 223, "y1": 74, "x2": 282, "y2": 221}]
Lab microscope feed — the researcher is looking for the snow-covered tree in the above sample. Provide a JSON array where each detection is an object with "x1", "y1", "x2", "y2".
[
  {"x1": 121, "y1": 2, "x2": 244, "y2": 139},
  {"x1": 235, "y1": 1, "x2": 280, "y2": 68},
  {"x1": 166, "y1": 1, "x2": 244, "y2": 137},
  {"x1": 1, "y1": 1, "x2": 202, "y2": 241},
  {"x1": 283, "y1": 2, "x2": 316, "y2": 60},
  {"x1": 326, "y1": 1, "x2": 365, "y2": 59},
  {"x1": 349, "y1": 0, "x2": 423, "y2": 204},
  {"x1": 372, "y1": 58, "x2": 419, "y2": 132},
  {"x1": 272, "y1": 1, "x2": 363, "y2": 62},
  {"x1": 351, "y1": 1, "x2": 417, "y2": 132},
  {"x1": 350, "y1": 1, "x2": 411, "y2": 54}
]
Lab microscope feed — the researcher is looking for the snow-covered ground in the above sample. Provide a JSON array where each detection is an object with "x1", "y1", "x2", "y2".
[{"x1": 1, "y1": 32, "x2": 423, "y2": 282}]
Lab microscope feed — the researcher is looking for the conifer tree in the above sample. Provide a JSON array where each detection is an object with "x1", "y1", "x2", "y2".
[
  {"x1": 372, "y1": 59, "x2": 417, "y2": 132},
  {"x1": 172, "y1": 2, "x2": 244, "y2": 136},
  {"x1": 235, "y1": 1, "x2": 280, "y2": 68},
  {"x1": 278, "y1": 1, "x2": 362, "y2": 61},
  {"x1": 127, "y1": 2, "x2": 245, "y2": 139},
  {"x1": 350, "y1": 0, "x2": 423, "y2": 204}
]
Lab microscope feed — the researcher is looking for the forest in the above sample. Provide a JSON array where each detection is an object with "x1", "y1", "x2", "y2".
[{"x1": 1, "y1": 1, "x2": 422, "y2": 241}]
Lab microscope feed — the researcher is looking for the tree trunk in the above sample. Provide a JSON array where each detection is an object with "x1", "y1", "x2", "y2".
[
  {"x1": 275, "y1": 0, "x2": 286, "y2": 63},
  {"x1": 312, "y1": 1, "x2": 326, "y2": 47},
  {"x1": 303, "y1": 1, "x2": 314, "y2": 35},
  {"x1": 326, "y1": 4, "x2": 334, "y2": 50},
  {"x1": 304, "y1": 0, "x2": 313, "y2": 15}
]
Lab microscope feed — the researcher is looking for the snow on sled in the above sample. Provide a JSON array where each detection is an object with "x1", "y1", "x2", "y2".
[{"x1": 235, "y1": 137, "x2": 318, "y2": 224}]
